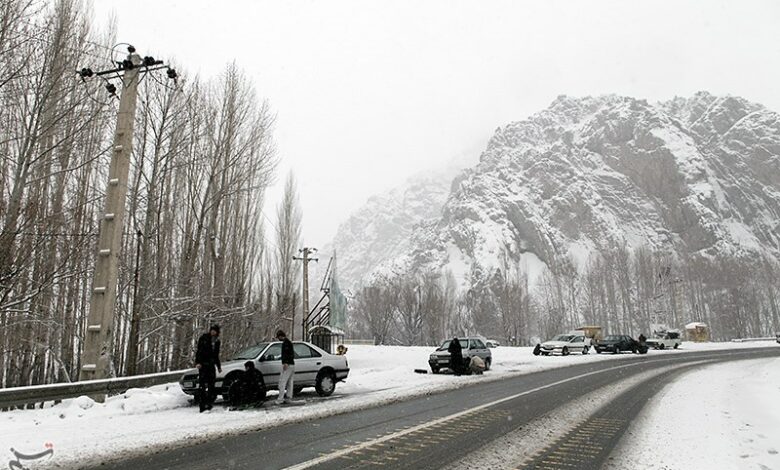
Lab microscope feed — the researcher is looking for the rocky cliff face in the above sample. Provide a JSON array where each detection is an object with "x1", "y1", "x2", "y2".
[
  {"x1": 333, "y1": 93, "x2": 780, "y2": 290},
  {"x1": 324, "y1": 167, "x2": 459, "y2": 290}
]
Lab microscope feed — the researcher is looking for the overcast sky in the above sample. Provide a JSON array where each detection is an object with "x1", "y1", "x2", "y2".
[{"x1": 92, "y1": 0, "x2": 780, "y2": 248}]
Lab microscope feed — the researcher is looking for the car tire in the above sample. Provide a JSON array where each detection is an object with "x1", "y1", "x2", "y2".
[
  {"x1": 582, "y1": 346, "x2": 589, "y2": 355},
  {"x1": 659, "y1": 343, "x2": 666, "y2": 350},
  {"x1": 596, "y1": 348, "x2": 601, "y2": 354},
  {"x1": 315, "y1": 370, "x2": 337, "y2": 397},
  {"x1": 431, "y1": 366, "x2": 440, "y2": 374},
  {"x1": 674, "y1": 343, "x2": 679, "y2": 349},
  {"x1": 612, "y1": 347, "x2": 618, "y2": 354},
  {"x1": 562, "y1": 346, "x2": 570, "y2": 356},
  {"x1": 533, "y1": 344, "x2": 541, "y2": 356},
  {"x1": 485, "y1": 357, "x2": 492, "y2": 371}
]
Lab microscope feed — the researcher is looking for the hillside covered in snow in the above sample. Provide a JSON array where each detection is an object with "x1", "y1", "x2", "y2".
[{"x1": 332, "y1": 92, "x2": 780, "y2": 291}]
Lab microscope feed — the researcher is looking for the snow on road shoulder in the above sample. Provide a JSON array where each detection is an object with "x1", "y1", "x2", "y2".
[
  {"x1": 0, "y1": 341, "x2": 773, "y2": 469},
  {"x1": 607, "y1": 356, "x2": 780, "y2": 470}
]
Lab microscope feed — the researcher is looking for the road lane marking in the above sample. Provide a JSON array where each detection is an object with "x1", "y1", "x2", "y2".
[{"x1": 283, "y1": 358, "x2": 702, "y2": 470}]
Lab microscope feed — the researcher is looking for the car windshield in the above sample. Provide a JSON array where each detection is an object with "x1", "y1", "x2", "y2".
[
  {"x1": 232, "y1": 343, "x2": 268, "y2": 360},
  {"x1": 604, "y1": 335, "x2": 621, "y2": 341},
  {"x1": 438, "y1": 339, "x2": 468, "y2": 351},
  {"x1": 553, "y1": 335, "x2": 574, "y2": 342}
]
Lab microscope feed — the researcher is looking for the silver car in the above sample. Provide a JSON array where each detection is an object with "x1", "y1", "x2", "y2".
[
  {"x1": 428, "y1": 337, "x2": 492, "y2": 373},
  {"x1": 179, "y1": 341, "x2": 349, "y2": 400}
]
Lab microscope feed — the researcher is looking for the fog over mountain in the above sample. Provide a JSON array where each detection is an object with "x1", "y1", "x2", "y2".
[{"x1": 330, "y1": 92, "x2": 780, "y2": 291}]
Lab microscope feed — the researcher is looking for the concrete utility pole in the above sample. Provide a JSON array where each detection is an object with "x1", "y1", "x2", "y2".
[
  {"x1": 293, "y1": 247, "x2": 318, "y2": 341},
  {"x1": 77, "y1": 47, "x2": 175, "y2": 386}
]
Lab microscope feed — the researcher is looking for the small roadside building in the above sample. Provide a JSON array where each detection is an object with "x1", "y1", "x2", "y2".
[
  {"x1": 684, "y1": 322, "x2": 710, "y2": 342},
  {"x1": 575, "y1": 326, "x2": 604, "y2": 342},
  {"x1": 309, "y1": 325, "x2": 345, "y2": 354}
]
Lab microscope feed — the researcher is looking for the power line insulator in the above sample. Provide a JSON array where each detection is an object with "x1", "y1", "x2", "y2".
[
  {"x1": 167, "y1": 68, "x2": 178, "y2": 80},
  {"x1": 105, "y1": 83, "x2": 117, "y2": 96},
  {"x1": 78, "y1": 67, "x2": 94, "y2": 78}
]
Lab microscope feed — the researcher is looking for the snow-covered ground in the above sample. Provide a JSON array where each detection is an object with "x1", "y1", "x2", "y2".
[
  {"x1": 0, "y1": 341, "x2": 774, "y2": 469},
  {"x1": 608, "y1": 356, "x2": 780, "y2": 470}
]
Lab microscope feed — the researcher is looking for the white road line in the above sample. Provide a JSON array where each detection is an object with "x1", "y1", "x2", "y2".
[{"x1": 283, "y1": 357, "x2": 712, "y2": 470}]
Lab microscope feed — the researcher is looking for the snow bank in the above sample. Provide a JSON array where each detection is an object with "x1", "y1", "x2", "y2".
[
  {"x1": 607, "y1": 356, "x2": 780, "y2": 470},
  {"x1": 0, "y1": 341, "x2": 773, "y2": 468}
]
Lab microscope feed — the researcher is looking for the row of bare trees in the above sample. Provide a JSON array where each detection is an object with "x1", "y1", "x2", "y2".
[
  {"x1": 350, "y1": 247, "x2": 780, "y2": 346},
  {"x1": 0, "y1": 0, "x2": 303, "y2": 387}
]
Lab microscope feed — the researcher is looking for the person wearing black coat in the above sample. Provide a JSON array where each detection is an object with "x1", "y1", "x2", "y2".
[
  {"x1": 195, "y1": 325, "x2": 222, "y2": 412},
  {"x1": 275, "y1": 329, "x2": 296, "y2": 405},
  {"x1": 447, "y1": 337, "x2": 463, "y2": 376}
]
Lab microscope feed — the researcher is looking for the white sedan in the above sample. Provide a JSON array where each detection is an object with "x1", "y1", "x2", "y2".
[{"x1": 535, "y1": 334, "x2": 590, "y2": 356}]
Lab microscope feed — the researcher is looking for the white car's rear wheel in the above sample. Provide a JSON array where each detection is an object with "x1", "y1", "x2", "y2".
[{"x1": 315, "y1": 370, "x2": 336, "y2": 397}]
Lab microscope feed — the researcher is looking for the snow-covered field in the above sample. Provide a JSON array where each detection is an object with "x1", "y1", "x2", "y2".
[
  {"x1": 608, "y1": 355, "x2": 780, "y2": 470},
  {"x1": 0, "y1": 341, "x2": 774, "y2": 469}
]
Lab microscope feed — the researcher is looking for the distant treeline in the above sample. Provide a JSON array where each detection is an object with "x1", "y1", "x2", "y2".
[{"x1": 350, "y1": 247, "x2": 780, "y2": 346}]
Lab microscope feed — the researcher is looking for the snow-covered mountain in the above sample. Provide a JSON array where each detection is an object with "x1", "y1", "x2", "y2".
[
  {"x1": 324, "y1": 166, "x2": 462, "y2": 290},
  {"x1": 334, "y1": 92, "x2": 780, "y2": 290}
]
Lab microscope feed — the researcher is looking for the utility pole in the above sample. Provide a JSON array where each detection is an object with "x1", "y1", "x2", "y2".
[
  {"x1": 293, "y1": 247, "x2": 318, "y2": 341},
  {"x1": 77, "y1": 46, "x2": 177, "y2": 387}
]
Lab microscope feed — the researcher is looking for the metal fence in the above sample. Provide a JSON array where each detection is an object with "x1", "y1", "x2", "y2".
[{"x1": 0, "y1": 370, "x2": 186, "y2": 410}]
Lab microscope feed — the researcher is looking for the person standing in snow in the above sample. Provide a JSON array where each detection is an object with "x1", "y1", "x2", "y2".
[
  {"x1": 195, "y1": 324, "x2": 222, "y2": 412},
  {"x1": 448, "y1": 337, "x2": 463, "y2": 376},
  {"x1": 275, "y1": 330, "x2": 296, "y2": 405}
]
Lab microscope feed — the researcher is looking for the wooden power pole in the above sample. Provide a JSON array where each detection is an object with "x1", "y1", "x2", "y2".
[
  {"x1": 78, "y1": 47, "x2": 175, "y2": 386},
  {"x1": 294, "y1": 247, "x2": 318, "y2": 341}
]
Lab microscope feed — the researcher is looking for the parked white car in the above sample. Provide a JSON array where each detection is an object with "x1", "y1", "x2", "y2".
[
  {"x1": 179, "y1": 341, "x2": 349, "y2": 401},
  {"x1": 646, "y1": 330, "x2": 682, "y2": 350},
  {"x1": 535, "y1": 333, "x2": 591, "y2": 356}
]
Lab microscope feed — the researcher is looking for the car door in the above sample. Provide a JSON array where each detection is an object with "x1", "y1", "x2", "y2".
[
  {"x1": 259, "y1": 343, "x2": 283, "y2": 385},
  {"x1": 292, "y1": 342, "x2": 321, "y2": 385},
  {"x1": 570, "y1": 335, "x2": 586, "y2": 352},
  {"x1": 471, "y1": 339, "x2": 490, "y2": 361}
]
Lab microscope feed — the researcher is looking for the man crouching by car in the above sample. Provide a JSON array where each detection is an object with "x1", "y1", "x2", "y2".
[{"x1": 196, "y1": 324, "x2": 222, "y2": 412}]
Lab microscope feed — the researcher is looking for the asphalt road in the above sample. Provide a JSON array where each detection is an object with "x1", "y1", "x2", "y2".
[{"x1": 95, "y1": 347, "x2": 780, "y2": 470}]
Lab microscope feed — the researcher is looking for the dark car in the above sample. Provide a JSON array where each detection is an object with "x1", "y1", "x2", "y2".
[{"x1": 594, "y1": 335, "x2": 647, "y2": 354}]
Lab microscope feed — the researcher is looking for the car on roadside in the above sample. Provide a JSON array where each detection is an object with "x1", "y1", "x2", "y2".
[
  {"x1": 646, "y1": 330, "x2": 682, "y2": 350},
  {"x1": 428, "y1": 337, "x2": 492, "y2": 374},
  {"x1": 485, "y1": 339, "x2": 501, "y2": 348},
  {"x1": 534, "y1": 333, "x2": 591, "y2": 356},
  {"x1": 594, "y1": 335, "x2": 647, "y2": 354},
  {"x1": 179, "y1": 341, "x2": 349, "y2": 402}
]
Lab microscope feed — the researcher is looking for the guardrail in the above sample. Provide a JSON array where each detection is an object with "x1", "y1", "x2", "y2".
[
  {"x1": 730, "y1": 337, "x2": 778, "y2": 343},
  {"x1": 0, "y1": 369, "x2": 187, "y2": 410},
  {"x1": 342, "y1": 339, "x2": 376, "y2": 346}
]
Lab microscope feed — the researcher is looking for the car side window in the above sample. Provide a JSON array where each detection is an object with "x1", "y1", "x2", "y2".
[
  {"x1": 263, "y1": 344, "x2": 281, "y2": 361},
  {"x1": 307, "y1": 345, "x2": 322, "y2": 358},
  {"x1": 472, "y1": 339, "x2": 486, "y2": 349},
  {"x1": 572, "y1": 336, "x2": 584, "y2": 343},
  {"x1": 293, "y1": 343, "x2": 314, "y2": 359}
]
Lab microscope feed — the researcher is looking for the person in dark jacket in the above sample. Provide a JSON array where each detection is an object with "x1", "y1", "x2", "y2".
[
  {"x1": 229, "y1": 361, "x2": 265, "y2": 407},
  {"x1": 275, "y1": 329, "x2": 296, "y2": 405},
  {"x1": 447, "y1": 337, "x2": 463, "y2": 376},
  {"x1": 195, "y1": 324, "x2": 222, "y2": 412}
]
